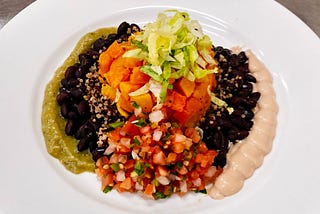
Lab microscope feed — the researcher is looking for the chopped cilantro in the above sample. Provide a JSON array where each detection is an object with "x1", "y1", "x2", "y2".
[
  {"x1": 133, "y1": 118, "x2": 146, "y2": 127},
  {"x1": 155, "y1": 191, "x2": 168, "y2": 199},
  {"x1": 132, "y1": 101, "x2": 140, "y2": 109},
  {"x1": 175, "y1": 162, "x2": 183, "y2": 169},
  {"x1": 110, "y1": 163, "x2": 120, "y2": 172},
  {"x1": 162, "y1": 132, "x2": 171, "y2": 141},
  {"x1": 134, "y1": 161, "x2": 144, "y2": 176},
  {"x1": 133, "y1": 137, "x2": 141, "y2": 145},
  {"x1": 103, "y1": 186, "x2": 113, "y2": 194},
  {"x1": 194, "y1": 189, "x2": 207, "y2": 194},
  {"x1": 132, "y1": 39, "x2": 148, "y2": 52},
  {"x1": 108, "y1": 121, "x2": 124, "y2": 129}
]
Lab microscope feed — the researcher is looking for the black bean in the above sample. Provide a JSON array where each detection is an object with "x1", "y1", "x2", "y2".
[
  {"x1": 91, "y1": 147, "x2": 106, "y2": 161},
  {"x1": 242, "y1": 83, "x2": 253, "y2": 93},
  {"x1": 245, "y1": 73, "x2": 256, "y2": 83},
  {"x1": 61, "y1": 78, "x2": 70, "y2": 89},
  {"x1": 70, "y1": 87, "x2": 83, "y2": 99},
  {"x1": 243, "y1": 109, "x2": 254, "y2": 120},
  {"x1": 213, "y1": 151, "x2": 227, "y2": 167},
  {"x1": 67, "y1": 111, "x2": 79, "y2": 119},
  {"x1": 60, "y1": 103, "x2": 69, "y2": 118},
  {"x1": 107, "y1": 33, "x2": 118, "y2": 41},
  {"x1": 238, "y1": 51, "x2": 248, "y2": 64},
  {"x1": 93, "y1": 38, "x2": 107, "y2": 51},
  {"x1": 65, "y1": 120, "x2": 76, "y2": 135},
  {"x1": 118, "y1": 34, "x2": 129, "y2": 43},
  {"x1": 77, "y1": 100, "x2": 90, "y2": 116},
  {"x1": 237, "y1": 88, "x2": 250, "y2": 97},
  {"x1": 238, "y1": 64, "x2": 249, "y2": 73},
  {"x1": 86, "y1": 49, "x2": 99, "y2": 59},
  {"x1": 56, "y1": 91, "x2": 70, "y2": 105},
  {"x1": 213, "y1": 46, "x2": 223, "y2": 54},
  {"x1": 216, "y1": 117, "x2": 233, "y2": 129},
  {"x1": 231, "y1": 116, "x2": 246, "y2": 128},
  {"x1": 230, "y1": 54, "x2": 240, "y2": 67},
  {"x1": 237, "y1": 130, "x2": 249, "y2": 140},
  {"x1": 242, "y1": 98, "x2": 258, "y2": 109},
  {"x1": 79, "y1": 53, "x2": 93, "y2": 66},
  {"x1": 117, "y1": 22, "x2": 130, "y2": 35},
  {"x1": 244, "y1": 120, "x2": 254, "y2": 130},
  {"x1": 227, "y1": 127, "x2": 239, "y2": 141},
  {"x1": 250, "y1": 92, "x2": 261, "y2": 103},
  {"x1": 130, "y1": 23, "x2": 140, "y2": 33},
  {"x1": 89, "y1": 141, "x2": 98, "y2": 153},
  {"x1": 76, "y1": 124, "x2": 94, "y2": 139},
  {"x1": 65, "y1": 65, "x2": 78, "y2": 80},
  {"x1": 77, "y1": 138, "x2": 90, "y2": 151},
  {"x1": 75, "y1": 67, "x2": 87, "y2": 79},
  {"x1": 229, "y1": 96, "x2": 243, "y2": 106},
  {"x1": 68, "y1": 78, "x2": 79, "y2": 88}
]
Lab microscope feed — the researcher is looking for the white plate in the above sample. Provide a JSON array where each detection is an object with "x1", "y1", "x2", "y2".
[{"x1": 0, "y1": 0, "x2": 319, "y2": 213}]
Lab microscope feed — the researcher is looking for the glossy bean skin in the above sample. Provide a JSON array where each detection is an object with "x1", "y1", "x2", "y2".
[
  {"x1": 56, "y1": 22, "x2": 140, "y2": 161},
  {"x1": 201, "y1": 47, "x2": 261, "y2": 167}
]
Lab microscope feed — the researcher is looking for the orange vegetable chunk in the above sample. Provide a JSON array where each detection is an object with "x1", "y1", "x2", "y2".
[
  {"x1": 175, "y1": 77, "x2": 195, "y2": 97},
  {"x1": 118, "y1": 95, "x2": 134, "y2": 113},
  {"x1": 120, "y1": 177, "x2": 133, "y2": 190},
  {"x1": 122, "y1": 57, "x2": 143, "y2": 69},
  {"x1": 130, "y1": 67, "x2": 150, "y2": 85},
  {"x1": 107, "y1": 41, "x2": 125, "y2": 59},
  {"x1": 101, "y1": 83, "x2": 117, "y2": 101},
  {"x1": 119, "y1": 81, "x2": 142, "y2": 99},
  {"x1": 144, "y1": 184, "x2": 155, "y2": 195},
  {"x1": 130, "y1": 93, "x2": 153, "y2": 113},
  {"x1": 98, "y1": 51, "x2": 112, "y2": 74},
  {"x1": 166, "y1": 91, "x2": 187, "y2": 112}
]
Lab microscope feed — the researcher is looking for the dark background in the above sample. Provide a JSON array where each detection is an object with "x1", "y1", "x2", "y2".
[{"x1": 0, "y1": 0, "x2": 319, "y2": 37}]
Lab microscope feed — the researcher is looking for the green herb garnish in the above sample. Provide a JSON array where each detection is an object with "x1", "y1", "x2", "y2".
[
  {"x1": 108, "y1": 121, "x2": 124, "y2": 129},
  {"x1": 103, "y1": 186, "x2": 113, "y2": 194},
  {"x1": 134, "y1": 161, "x2": 145, "y2": 176},
  {"x1": 194, "y1": 189, "x2": 207, "y2": 194},
  {"x1": 155, "y1": 191, "x2": 168, "y2": 199},
  {"x1": 175, "y1": 162, "x2": 183, "y2": 169},
  {"x1": 132, "y1": 101, "x2": 140, "y2": 109},
  {"x1": 133, "y1": 118, "x2": 146, "y2": 127},
  {"x1": 110, "y1": 163, "x2": 120, "y2": 172},
  {"x1": 133, "y1": 137, "x2": 141, "y2": 145}
]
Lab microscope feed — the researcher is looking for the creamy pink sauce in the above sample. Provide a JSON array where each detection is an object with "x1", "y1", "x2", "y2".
[{"x1": 208, "y1": 50, "x2": 278, "y2": 199}]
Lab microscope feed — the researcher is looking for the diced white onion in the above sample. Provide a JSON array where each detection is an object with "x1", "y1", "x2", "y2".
[
  {"x1": 195, "y1": 56, "x2": 207, "y2": 69},
  {"x1": 131, "y1": 150, "x2": 140, "y2": 160},
  {"x1": 153, "y1": 129, "x2": 163, "y2": 141},
  {"x1": 129, "y1": 83, "x2": 150, "y2": 97},
  {"x1": 180, "y1": 180, "x2": 187, "y2": 193},
  {"x1": 116, "y1": 170, "x2": 125, "y2": 182},
  {"x1": 149, "y1": 110, "x2": 164, "y2": 123},
  {"x1": 104, "y1": 144, "x2": 116, "y2": 155},
  {"x1": 120, "y1": 137, "x2": 131, "y2": 148},
  {"x1": 118, "y1": 155, "x2": 127, "y2": 164},
  {"x1": 205, "y1": 166, "x2": 217, "y2": 177},
  {"x1": 173, "y1": 133, "x2": 187, "y2": 142},
  {"x1": 134, "y1": 106, "x2": 142, "y2": 117},
  {"x1": 135, "y1": 182, "x2": 144, "y2": 191},
  {"x1": 156, "y1": 176, "x2": 170, "y2": 185},
  {"x1": 192, "y1": 178, "x2": 202, "y2": 187}
]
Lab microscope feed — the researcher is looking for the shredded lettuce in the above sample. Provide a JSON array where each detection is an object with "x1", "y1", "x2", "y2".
[
  {"x1": 130, "y1": 10, "x2": 218, "y2": 103},
  {"x1": 209, "y1": 92, "x2": 234, "y2": 114}
]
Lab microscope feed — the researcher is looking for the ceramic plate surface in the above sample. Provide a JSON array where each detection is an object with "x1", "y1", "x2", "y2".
[{"x1": 0, "y1": 0, "x2": 319, "y2": 213}]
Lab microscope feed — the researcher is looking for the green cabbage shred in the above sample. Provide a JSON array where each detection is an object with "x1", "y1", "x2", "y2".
[{"x1": 129, "y1": 10, "x2": 218, "y2": 102}]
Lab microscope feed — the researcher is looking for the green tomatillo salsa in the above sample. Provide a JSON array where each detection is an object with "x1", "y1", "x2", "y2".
[{"x1": 41, "y1": 28, "x2": 116, "y2": 174}]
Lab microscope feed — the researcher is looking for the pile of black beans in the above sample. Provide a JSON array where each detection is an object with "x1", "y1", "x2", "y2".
[
  {"x1": 56, "y1": 22, "x2": 140, "y2": 161},
  {"x1": 200, "y1": 47, "x2": 261, "y2": 168}
]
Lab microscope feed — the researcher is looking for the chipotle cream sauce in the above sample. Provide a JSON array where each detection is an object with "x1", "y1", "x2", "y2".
[{"x1": 208, "y1": 50, "x2": 278, "y2": 199}]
